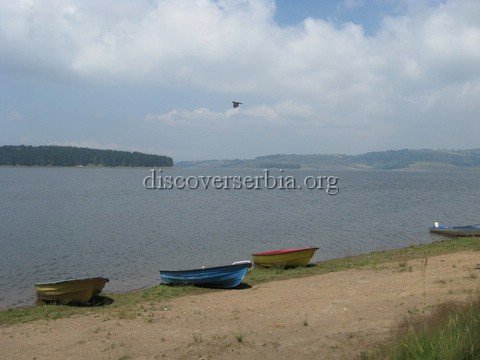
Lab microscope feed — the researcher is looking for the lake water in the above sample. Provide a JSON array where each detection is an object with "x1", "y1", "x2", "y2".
[{"x1": 1, "y1": 167, "x2": 480, "y2": 308}]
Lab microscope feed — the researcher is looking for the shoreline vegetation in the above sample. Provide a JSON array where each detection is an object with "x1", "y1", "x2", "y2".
[
  {"x1": 2, "y1": 146, "x2": 480, "y2": 171},
  {"x1": 374, "y1": 294, "x2": 480, "y2": 359},
  {"x1": 177, "y1": 148, "x2": 480, "y2": 170},
  {"x1": 0, "y1": 145, "x2": 173, "y2": 167},
  {"x1": 1, "y1": 236, "x2": 479, "y2": 327},
  {"x1": 2, "y1": 237, "x2": 480, "y2": 358}
]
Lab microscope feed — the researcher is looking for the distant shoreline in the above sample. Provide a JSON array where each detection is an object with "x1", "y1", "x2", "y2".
[
  {"x1": 0, "y1": 145, "x2": 173, "y2": 167},
  {"x1": 177, "y1": 148, "x2": 480, "y2": 171},
  {"x1": 3, "y1": 145, "x2": 480, "y2": 170},
  {"x1": 0, "y1": 164, "x2": 172, "y2": 169},
  {"x1": 1, "y1": 164, "x2": 480, "y2": 172}
]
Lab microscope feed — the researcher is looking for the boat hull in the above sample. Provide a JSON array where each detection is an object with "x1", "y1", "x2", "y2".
[
  {"x1": 35, "y1": 277, "x2": 109, "y2": 304},
  {"x1": 430, "y1": 226, "x2": 480, "y2": 237},
  {"x1": 159, "y1": 262, "x2": 251, "y2": 288},
  {"x1": 253, "y1": 247, "x2": 319, "y2": 268}
]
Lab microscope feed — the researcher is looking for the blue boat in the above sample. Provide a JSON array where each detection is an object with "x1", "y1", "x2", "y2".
[
  {"x1": 159, "y1": 261, "x2": 252, "y2": 288},
  {"x1": 430, "y1": 221, "x2": 480, "y2": 237}
]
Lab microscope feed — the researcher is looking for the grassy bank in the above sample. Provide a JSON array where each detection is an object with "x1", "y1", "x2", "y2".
[
  {"x1": 367, "y1": 295, "x2": 480, "y2": 359},
  {"x1": 1, "y1": 236, "x2": 479, "y2": 327}
]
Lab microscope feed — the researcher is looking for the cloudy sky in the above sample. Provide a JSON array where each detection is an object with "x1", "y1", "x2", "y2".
[{"x1": 1, "y1": 0, "x2": 479, "y2": 161}]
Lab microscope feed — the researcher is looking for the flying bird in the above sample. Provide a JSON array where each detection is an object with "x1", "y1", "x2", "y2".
[{"x1": 232, "y1": 101, "x2": 242, "y2": 109}]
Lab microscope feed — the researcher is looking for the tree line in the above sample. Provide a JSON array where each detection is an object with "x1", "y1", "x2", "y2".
[{"x1": 0, "y1": 145, "x2": 173, "y2": 167}]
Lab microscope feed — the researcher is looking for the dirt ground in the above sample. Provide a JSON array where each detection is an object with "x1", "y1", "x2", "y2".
[{"x1": 1, "y1": 251, "x2": 480, "y2": 360}]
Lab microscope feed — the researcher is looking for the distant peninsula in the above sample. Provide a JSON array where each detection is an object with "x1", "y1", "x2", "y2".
[
  {"x1": 177, "y1": 148, "x2": 480, "y2": 171},
  {"x1": 0, "y1": 145, "x2": 173, "y2": 167}
]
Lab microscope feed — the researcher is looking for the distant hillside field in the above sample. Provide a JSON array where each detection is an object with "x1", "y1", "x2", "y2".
[
  {"x1": 177, "y1": 149, "x2": 480, "y2": 170},
  {"x1": 0, "y1": 145, "x2": 173, "y2": 167}
]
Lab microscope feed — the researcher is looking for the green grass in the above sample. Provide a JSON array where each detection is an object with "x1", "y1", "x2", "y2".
[
  {"x1": 368, "y1": 295, "x2": 480, "y2": 359},
  {"x1": 245, "y1": 236, "x2": 480, "y2": 285},
  {"x1": 0, "y1": 305, "x2": 80, "y2": 325},
  {"x1": 1, "y1": 236, "x2": 479, "y2": 327},
  {"x1": 0, "y1": 285, "x2": 206, "y2": 327},
  {"x1": 235, "y1": 333, "x2": 244, "y2": 343}
]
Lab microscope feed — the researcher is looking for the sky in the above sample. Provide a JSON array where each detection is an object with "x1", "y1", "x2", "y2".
[{"x1": 1, "y1": 0, "x2": 479, "y2": 161}]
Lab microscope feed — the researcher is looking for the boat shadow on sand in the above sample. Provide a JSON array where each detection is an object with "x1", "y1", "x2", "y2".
[
  {"x1": 230, "y1": 283, "x2": 252, "y2": 290},
  {"x1": 35, "y1": 295, "x2": 114, "y2": 307}
]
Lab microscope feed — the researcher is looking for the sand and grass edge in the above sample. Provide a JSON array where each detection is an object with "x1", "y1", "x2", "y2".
[{"x1": 1, "y1": 236, "x2": 480, "y2": 327}]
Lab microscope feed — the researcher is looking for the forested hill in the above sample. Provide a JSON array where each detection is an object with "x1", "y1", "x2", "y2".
[
  {"x1": 177, "y1": 148, "x2": 480, "y2": 170},
  {"x1": 0, "y1": 145, "x2": 173, "y2": 167}
]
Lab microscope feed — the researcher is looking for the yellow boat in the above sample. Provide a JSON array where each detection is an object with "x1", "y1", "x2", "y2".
[
  {"x1": 252, "y1": 247, "x2": 319, "y2": 268},
  {"x1": 35, "y1": 277, "x2": 109, "y2": 304}
]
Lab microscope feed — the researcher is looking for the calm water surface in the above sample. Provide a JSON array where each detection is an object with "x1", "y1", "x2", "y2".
[{"x1": 1, "y1": 167, "x2": 480, "y2": 308}]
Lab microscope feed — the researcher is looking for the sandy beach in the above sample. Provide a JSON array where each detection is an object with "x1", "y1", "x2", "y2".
[{"x1": 1, "y1": 250, "x2": 479, "y2": 360}]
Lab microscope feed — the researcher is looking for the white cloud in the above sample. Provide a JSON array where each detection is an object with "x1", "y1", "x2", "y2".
[
  {"x1": 2, "y1": 1, "x2": 478, "y2": 92},
  {"x1": 145, "y1": 107, "x2": 239, "y2": 126},
  {"x1": 146, "y1": 100, "x2": 314, "y2": 127},
  {"x1": 1, "y1": 0, "x2": 480, "y2": 157}
]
